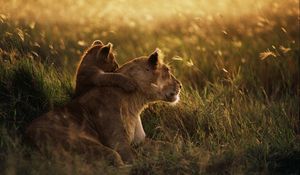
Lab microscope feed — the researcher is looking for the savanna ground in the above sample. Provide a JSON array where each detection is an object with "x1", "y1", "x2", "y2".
[{"x1": 0, "y1": 0, "x2": 299, "y2": 174}]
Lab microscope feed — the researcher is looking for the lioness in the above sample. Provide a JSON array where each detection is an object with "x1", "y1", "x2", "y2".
[
  {"x1": 74, "y1": 40, "x2": 136, "y2": 97},
  {"x1": 26, "y1": 49, "x2": 181, "y2": 166}
]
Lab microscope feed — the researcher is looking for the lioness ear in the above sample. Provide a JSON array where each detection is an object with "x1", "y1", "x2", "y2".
[
  {"x1": 92, "y1": 40, "x2": 103, "y2": 46},
  {"x1": 148, "y1": 50, "x2": 159, "y2": 68},
  {"x1": 96, "y1": 43, "x2": 112, "y2": 62}
]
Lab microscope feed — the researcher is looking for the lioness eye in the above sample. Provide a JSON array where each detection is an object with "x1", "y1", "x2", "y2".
[{"x1": 146, "y1": 68, "x2": 150, "y2": 71}]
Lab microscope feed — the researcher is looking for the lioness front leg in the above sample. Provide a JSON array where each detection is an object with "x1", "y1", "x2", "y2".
[
  {"x1": 101, "y1": 117, "x2": 135, "y2": 164},
  {"x1": 105, "y1": 130, "x2": 135, "y2": 164},
  {"x1": 72, "y1": 136, "x2": 125, "y2": 167},
  {"x1": 114, "y1": 140, "x2": 135, "y2": 164}
]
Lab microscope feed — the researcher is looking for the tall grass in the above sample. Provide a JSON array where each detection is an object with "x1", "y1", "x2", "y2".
[{"x1": 0, "y1": 0, "x2": 299, "y2": 174}]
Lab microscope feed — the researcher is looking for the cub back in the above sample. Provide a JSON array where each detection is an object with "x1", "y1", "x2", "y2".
[{"x1": 74, "y1": 41, "x2": 119, "y2": 96}]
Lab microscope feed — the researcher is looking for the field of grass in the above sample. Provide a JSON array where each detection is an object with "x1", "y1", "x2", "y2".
[{"x1": 0, "y1": 0, "x2": 299, "y2": 174}]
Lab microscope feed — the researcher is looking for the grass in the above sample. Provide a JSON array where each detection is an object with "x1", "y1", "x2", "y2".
[{"x1": 0, "y1": 0, "x2": 299, "y2": 174}]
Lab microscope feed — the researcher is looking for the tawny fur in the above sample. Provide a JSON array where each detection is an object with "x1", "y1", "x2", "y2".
[
  {"x1": 26, "y1": 49, "x2": 181, "y2": 166},
  {"x1": 74, "y1": 40, "x2": 136, "y2": 97}
]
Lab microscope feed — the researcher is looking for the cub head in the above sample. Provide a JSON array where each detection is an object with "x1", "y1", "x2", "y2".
[
  {"x1": 80, "y1": 40, "x2": 119, "y2": 72},
  {"x1": 117, "y1": 50, "x2": 182, "y2": 103}
]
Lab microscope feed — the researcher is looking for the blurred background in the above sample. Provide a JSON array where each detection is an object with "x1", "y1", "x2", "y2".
[
  {"x1": 0, "y1": 0, "x2": 299, "y2": 174},
  {"x1": 0, "y1": 0, "x2": 298, "y2": 89}
]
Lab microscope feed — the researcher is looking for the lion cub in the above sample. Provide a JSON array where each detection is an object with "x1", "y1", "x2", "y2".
[
  {"x1": 74, "y1": 40, "x2": 136, "y2": 97},
  {"x1": 26, "y1": 48, "x2": 182, "y2": 166}
]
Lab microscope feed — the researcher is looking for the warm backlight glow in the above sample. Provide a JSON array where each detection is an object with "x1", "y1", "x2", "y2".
[{"x1": 0, "y1": 0, "x2": 298, "y2": 25}]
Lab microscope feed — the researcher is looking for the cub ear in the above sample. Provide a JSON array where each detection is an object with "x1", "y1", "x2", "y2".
[
  {"x1": 92, "y1": 40, "x2": 103, "y2": 46},
  {"x1": 96, "y1": 43, "x2": 113, "y2": 62},
  {"x1": 148, "y1": 49, "x2": 159, "y2": 68}
]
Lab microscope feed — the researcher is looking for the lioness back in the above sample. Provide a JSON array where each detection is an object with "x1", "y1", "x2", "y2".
[{"x1": 26, "y1": 49, "x2": 182, "y2": 166}]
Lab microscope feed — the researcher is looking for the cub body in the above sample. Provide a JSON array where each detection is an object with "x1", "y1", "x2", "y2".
[
  {"x1": 74, "y1": 40, "x2": 136, "y2": 97},
  {"x1": 26, "y1": 49, "x2": 181, "y2": 166}
]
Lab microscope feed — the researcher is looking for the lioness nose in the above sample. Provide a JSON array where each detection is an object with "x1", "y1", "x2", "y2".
[
  {"x1": 177, "y1": 80, "x2": 182, "y2": 89},
  {"x1": 169, "y1": 92, "x2": 176, "y2": 96}
]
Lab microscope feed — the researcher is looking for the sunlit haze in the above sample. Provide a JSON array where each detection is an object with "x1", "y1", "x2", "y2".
[{"x1": 1, "y1": 0, "x2": 298, "y2": 25}]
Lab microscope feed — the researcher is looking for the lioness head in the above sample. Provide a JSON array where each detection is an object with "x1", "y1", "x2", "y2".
[
  {"x1": 80, "y1": 40, "x2": 119, "y2": 72},
  {"x1": 117, "y1": 50, "x2": 182, "y2": 103}
]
